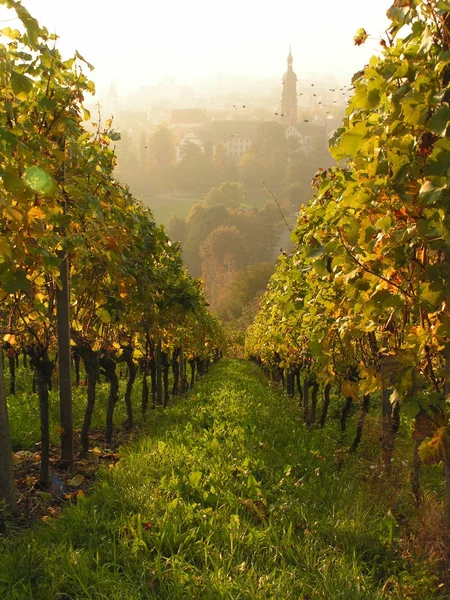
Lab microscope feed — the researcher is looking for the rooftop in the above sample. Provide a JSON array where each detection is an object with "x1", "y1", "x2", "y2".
[{"x1": 170, "y1": 109, "x2": 209, "y2": 125}]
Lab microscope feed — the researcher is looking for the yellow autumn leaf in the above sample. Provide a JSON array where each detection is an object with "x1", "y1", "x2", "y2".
[
  {"x1": 5, "y1": 206, "x2": 22, "y2": 221},
  {"x1": 0, "y1": 237, "x2": 11, "y2": 259},
  {"x1": 359, "y1": 365, "x2": 380, "y2": 395},
  {"x1": 341, "y1": 380, "x2": 359, "y2": 402},
  {"x1": 28, "y1": 206, "x2": 46, "y2": 223},
  {"x1": 67, "y1": 474, "x2": 85, "y2": 487},
  {"x1": 34, "y1": 275, "x2": 46, "y2": 286}
]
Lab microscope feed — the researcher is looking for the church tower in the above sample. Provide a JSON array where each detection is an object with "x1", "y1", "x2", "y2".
[{"x1": 280, "y1": 47, "x2": 298, "y2": 125}]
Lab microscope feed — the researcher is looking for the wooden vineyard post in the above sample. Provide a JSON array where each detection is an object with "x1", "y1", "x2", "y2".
[
  {"x1": 0, "y1": 351, "x2": 16, "y2": 512},
  {"x1": 380, "y1": 355, "x2": 397, "y2": 473}
]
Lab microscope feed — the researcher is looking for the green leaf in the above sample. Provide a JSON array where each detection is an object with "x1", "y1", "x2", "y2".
[
  {"x1": 14, "y1": 4, "x2": 40, "y2": 48},
  {"x1": 419, "y1": 181, "x2": 446, "y2": 204},
  {"x1": 167, "y1": 498, "x2": 179, "y2": 510},
  {"x1": 375, "y1": 215, "x2": 392, "y2": 232},
  {"x1": 23, "y1": 166, "x2": 55, "y2": 195},
  {"x1": 386, "y1": 6, "x2": 412, "y2": 27},
  {"x1": 96, "y1": 308, "x2": 111, "y2": 323},
  {"x1": 331, "y1": 122, "x2": 367, "y2": 159},
  {"x1": 419, "y1": 25, "x2": 433, "y2": 54},
  {"x1": 427, "y1": 106, "x2": 450, "y2": 136},
  {"x1": 2, "y1": 269, "x2": 30, "y2": 293},
  {"x1": 402, "y1": 97, "x2": 427, "y2": 126},
  {"x1": 75, "y1": 50, "x2": 94, "y2": 71},
  {"x1": 189, "y1": 471, "x2": 202, "y2": 488},
  {"x1": 1, "y1": 27, "x2": 21, "y2": 40},
  {"x1": 418, "y1": 283, "x2": 444, "y2": 311},
  {"x1": 436, "y1": 1, "x2": 450, "y2": 12},
  {"x1": 367, "y1": 88, "x2": 380, "y2": 109},
  {"x1": 107, "y1": 129, "x2": 121, "y2": 141},
  {"x1": 10, "y1": 70, "x2": 33, "y2": 99},
  {"x1": 0, "y1": 237, "x2": 12, "y2": 261},
  {"x1": 424, "y1": 139, "x2": 450, "y2": 176},
  {"x1": 209, "y1": 437, "x2": 220, "y2": 453},
  {"x1": 247, "y1": 473, "x2": 259, "y2": 496},
  {"x1": 313, "y1": 258, "x2": 330, "y2": 277},
  {"x1": 63, "y1": 58, "x2": 75, "y2": 70},
  {"x1": 306, "y1": 245, "x2": 325, "y2": 259}
]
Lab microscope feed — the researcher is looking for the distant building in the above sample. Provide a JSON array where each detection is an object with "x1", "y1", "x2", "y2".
[
  {"x1": 199, "y1": 121, "x2": 259, "y2": 159},
  {"x1": 175, "y1": 120, "x2": 260, "y2": 162},
  {"x1": 170, "y1": 109, "x2": 209, "y2": 129},
  {"x1": 176, "y1": 129, "x2": 204, "y2": 161},
  {"x1": 173, "y1": 48, "x2": 329, "y2": 162},
  {"x1": 284, "y1": 122, "x2": 326, "y2": 152},
  {"x1": 279, "y1": 50, "x2": 330, "y2": 150},
  {"x1": 280, "y1": 47, "x2": 298, "y2": 125}
]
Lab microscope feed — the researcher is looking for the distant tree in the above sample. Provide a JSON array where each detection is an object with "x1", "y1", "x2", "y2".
[
  {"x1": 167, "y1": 215, "x2": 187, "y2": 245},
  {"x1": 148, "y1": 124, "x2": 176, "y2": 169},
  {"x1": 255, "y1": 121, "x2": 287, "y2": 152},
  {"x1": 239, "y1": 122, "x2": 287, "y2": 190},
  {"x1": 200, "y1": 225, "x2": 247, "y2": 315},
  {"x1": 285, "y1": 181, "x2": 305, "y2": 211},
  {"x1": 205, "y1": 181, "x2": 245, "y2": 208},
  {"x1": 142, "y1": 124, "x2": 177, "y2": 193},
  {"x1": 284, "y1": 136, "x2": 334, "y2": 198},
  {"x1": 203, "y1": 140, "x2": 214, "y2": 162},
  {"x1": 176, "y1": 142, "x2": 215, "y2": 193},
  {"x1": 200, "y1": 225, "x2": 247, "y2": 266},
  {"x1": 140, "y1": 130, "x2": 148, "y2": 171},
  {"x1": 227, "y1": 262, "x2": 274, "y2": 318},
  {"x1": 180, "y1": 199, "x2": 284, "y2": 279},
  {"x1": 236, "y1": 153, "x2": 261, "y2": 189},
  {"x1": 183, "y1": 204, "x2": 231, "y2": 276},
  {"x1": 227, "y1": 206, "x2": 282, "y2": 264},
  {"x1": 115, "y1": 130, "x2": 142, "y2": 192},
  {"x1": 211, "y1": 143, "x2": 237, "y2": 183}
]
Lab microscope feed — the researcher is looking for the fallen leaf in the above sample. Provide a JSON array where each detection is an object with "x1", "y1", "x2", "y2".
[
  {"x1": 67, "y1": 474, "x2": 85, "y2": 487},
  {"x1": 15, "y1": 450, "x2": 33, "y2": 459}
]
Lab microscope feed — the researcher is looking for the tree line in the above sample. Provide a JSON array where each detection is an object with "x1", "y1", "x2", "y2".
[
  {"x1": 0, "y1": 0, "x2": 224, "y2": 513},
  {"x1": 116, "y1": 119, "x2": 333, "y2": 207},
  {"x1": 246, "y1": 1, "x2": 450, "y2": 527}
]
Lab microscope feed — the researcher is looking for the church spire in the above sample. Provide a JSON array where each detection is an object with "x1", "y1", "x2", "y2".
[
  {"x1": 280, "y1": 47, "x2": 298, "y2": 125},
  {"x1": 288, "y1": 45, "x2": 293, "y2": 66}
]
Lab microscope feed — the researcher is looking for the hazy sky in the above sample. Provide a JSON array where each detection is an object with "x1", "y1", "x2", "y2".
[{"x1": 1, "y1": 0, "x2": 393, "y2": 94}]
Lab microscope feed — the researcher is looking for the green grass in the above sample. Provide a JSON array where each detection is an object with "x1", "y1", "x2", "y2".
[
  {"x1": 140, "y1": 187, "x2": 277, "y2": 228},
  {"x1": 0, "y1": 360, "x2": 442, "y2": 599},
  {"x1": 6, "y1": 365, "x2": 134, "y2": 450},
  {"x1": 142, "y1": 194, "x2": 203, "y2": 227}
]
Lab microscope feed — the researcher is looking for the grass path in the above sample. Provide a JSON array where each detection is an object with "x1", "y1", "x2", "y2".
[{"x1": 0, "y1": 360, "x2": 423, "y2": 599}]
